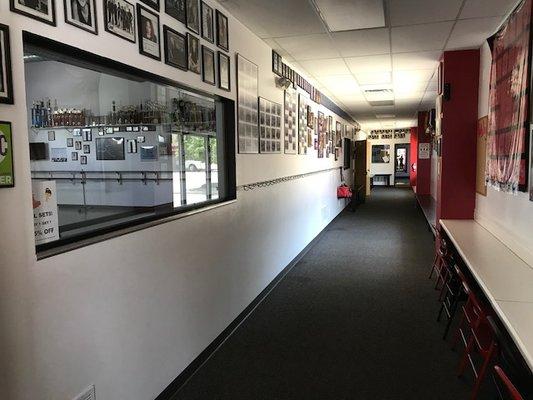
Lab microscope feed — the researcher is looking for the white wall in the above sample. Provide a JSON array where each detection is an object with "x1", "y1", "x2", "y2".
[
  {"x1": 0, "y1": 2, "x2": 356, "y2": 400},
  {"x1": 368, "y1": 135, "x2": 410, "y2": 185},
  {"x1": 474, "y1": 41, "x2": 533, "y2": 267}
]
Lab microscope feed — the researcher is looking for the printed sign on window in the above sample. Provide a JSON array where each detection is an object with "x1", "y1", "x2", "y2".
[
  {"x1": 419, "y1": 143, "x2": 430, "y2": 159},
  {"x1": 32, "y1": 181, "x2": 59, "y2": 245}
]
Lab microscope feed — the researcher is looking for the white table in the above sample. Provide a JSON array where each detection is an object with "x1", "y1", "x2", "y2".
[{"x1": 440, "y1": 219, "x2": 533, "y2": 372}]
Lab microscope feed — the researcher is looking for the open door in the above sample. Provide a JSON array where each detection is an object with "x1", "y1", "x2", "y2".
[
  {"x1": 353, "y1": 140, "x2": 367, "y2": 205},
  {"x1": 394, "y1": 143, "x2": 410, "y2": 186}
]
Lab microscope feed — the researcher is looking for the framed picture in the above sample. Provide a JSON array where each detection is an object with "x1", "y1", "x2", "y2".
[
  {"x1": 201, "y1": 46, "x2": 215, "y2": 85},
  {"x1": 258, "y1": 97, "x2": 282, "y2": 154},
  {"x1": 0, "y1": 121, "x2": 14, "y2": 188},
  {"x1": 163, "y1": 25, "x2": 187, "y2": 70},
  {"x1": 236, "y1": 54, "x2": 259, "y2": 154},
  {"x1": 272, "y1": 50, "x2": 282, "y2": 76},
  {"x1": 140, "y1": 0, "x2": 159, "y2": 11},
  {"x1": 127, "y1": 139, "x2": 138, "y2": 153},
  {"x1": 165, "y1": 0, "x2": 185, "y2": 23},
  {"x1": 217, "y1": 51, "x2": 230, "y2": 91},
  {"x1": 104, "y1": 0, "x2": 135, "y2": 43},
  {"x1": 284, "y1": 89, "x2": 298, "y2": 154},
  {"x1": 71, "y1": 152, "x2": 78, "y2": 161},
  {"x1": 187, "y1": 33, "x2": 200, "y2": 74},
  {"x1": 137, "y1": 4, "x2": 161, "y2": 60},
  {"x1": 80, "y1": 155, "x2": 87, "y2": 165},
  {"x1": 48, "y1": 131, "x2": 55, "y2": 141},
  {"x1": 10, "y1": 0, "x2": 56, "y2": 26},
  {"x1": 0, "y1": 25, "x2": 13, "y2": 105},
  {"x1": 215, "y1": 10, "x2": 228, "y2": 51},
  {"x1": 82, "y1": 129, "x2": 92, "y2": 141},
  {"x1": 67, "y1": 138, "x2": 74, "y2": 147},
  {"x1": 64, "y1": 0, "x2": 98, "y2": 34},
  {"x1": 200, "y1": 1, "x2": 214, "y2": 43},
  {"x1": 83, "y1": 144, "x2": 91, "y2": 154},
  {"x1": 75, "y1": 141, "x2": 82, "y2": 150},
  {"x1": 186, "y1": 0, "x2": 199, "y2": 34}
]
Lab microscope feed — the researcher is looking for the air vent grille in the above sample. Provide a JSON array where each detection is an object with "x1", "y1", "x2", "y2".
[{"x1": 368, "y1": 100, "x2": 395, "y2": 107}]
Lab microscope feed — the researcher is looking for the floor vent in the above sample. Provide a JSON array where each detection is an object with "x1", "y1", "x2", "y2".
[{"x1": 73, "y1": 385, "x2": 96, "y2": 400}]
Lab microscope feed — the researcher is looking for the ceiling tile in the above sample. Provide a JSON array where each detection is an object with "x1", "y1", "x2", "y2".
[
  {"x1": 317, "y1": 75, "x2": 360, "y2": 95},
  {"x1": 446, "y1": 17, "x2": 502, "y2": 50},
  {"x1": 392, "y1": 22, "x2": 454, "y2": 53},
  {"x1": 393, "y1": 69, "x2": 436, "y2": 82},
  {"x1": 460, "y1": 0, "x2": 519, "y2": 19},
  {"x1": 392, "y1": 51, "x2": 441, "y2": 70},
  {"x1": 332, "y1": 28, "x2": 390, "y2": 57},
  {"x1": 275, "y1": 34, "x2": 340, "y2": 60},
  {"x1": 315, "y1": 0, "x2": 385, "y2": 31},
  {"x1": 345, "y1": 54, "x2": 392, "y2": 73},
  {"x1": 299, "y1": 58, "x2": 351, "y2": 76},
  {"x1": 354, "y1": 71, "x2": 392, "y2": 85},
  {"x1": 389, "y1": 0, "x2": 463, "y2": 26}
]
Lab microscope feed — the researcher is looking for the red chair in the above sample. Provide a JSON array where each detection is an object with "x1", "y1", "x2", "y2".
[
  {"x1": 494, "y1": 366, "x2": 524, "y2": 400},
  {"x1": 430, "y1": 231, "x2": 451, "y2": 292}
]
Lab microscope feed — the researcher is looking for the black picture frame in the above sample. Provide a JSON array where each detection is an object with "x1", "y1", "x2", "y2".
[
  {"x1": 215, "y1": 10, "x2": 229, "y2": 51},
  {"x1": 186, "y1": 0, "x2": 200, "y2": 34},
  {"x1": 163, "y1": 25, "x2": 187, "y2": 71},
  {"x1": 0, "y1": 24, "x2": 14, "y2": 105},
  {"x1": 80, "y1": 155, "x2": 87, "y2": 165},
  {"x1": 67, "y1": 138, "x2": 74, "y2": 147},
  {"x1": 201, "y1": 45, "x2": 215, "y2": 86},
  {"x1": 10, "y1": 0, "x2": 56, "y2": 26},
  {"x1": 187, "y1": 33, "x2": 200, "y2": 74},
  {"x1": 165, "y1": 0, "x2": 185, "y2": 24},
  {"x1": 103, "y1": 0, "x2": 136, "y2": 43},
  {"x1": 217, "y1": 51, "x2": 230, "y2": 92},
  {"x1": 140, "y1": 0, "x2": 160, "y2": 11},
  {"x1": 83, "y1": 144, "x2": 91, "y2": 154},
  {"x1": 200, "y1": 1, "x2": 214, "y2": 43},
  {"x1": 272, "y1": 50, "x2": 282, "y2": 76},
  {"x1": 137, "y1": 3, "x2": 161, "y2": 61},
  {"x1": 64, "y1": 0, "x2": 98, "y2": 35}
]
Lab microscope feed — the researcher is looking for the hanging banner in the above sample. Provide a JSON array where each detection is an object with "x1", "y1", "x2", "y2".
[
  {"x1": 0, "y1": 121, "x2": 14, "y2": 188},
  {"x1": 32, "y1": 181, "x2": 60, "y2": 245}
]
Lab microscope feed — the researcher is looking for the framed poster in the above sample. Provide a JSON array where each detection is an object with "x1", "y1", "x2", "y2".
[
  {"x1": 163, "y1": 25, "x2": 187, "y2": 70},
  {"x1": 200, "y1": 1, "x2": 214, "y2": 43},
  {"x1": 215, "y1": 10, "x2": 228, "y2": 51},
  {"x1": 317, "y1": 111, "x2": 325, "y2": 158},
  {"x1": 236, "y1": 54, "x2": 259, "y2": 154},
  {"x1": 165, "y1": 0, "x2": 185, "y2": 23},
  {"x1": 272, "y1": 50, "x2": 282, "y2": 76},
  {"x1": 140, "y1": 0, "x2": 159, "y2": 11},
  {"x1": 10, "y1": 0, "x2": 56, "y2": 26},
  {"x1": 476, "y1": 116, "x2": 488, "y2": 196},
  {"x1": 259, "y1": 97, "x2": 282, "y2": 154},
  {"x1": 0, "y1": 121, "x2": 14, "y2": 188},
  {"x1": 284, "y1": 89, "x2": 297, "y2": 154},
  {"x1": 186, "y1": 0, "x2": 200, "y2": 34},
  {"x1": 297, "y1": 94, "x2": 309, "y2": 155},
  {"x1": 0, "y1": 25, "x2": 13, "y2": 105},
  {"x1": 137, "y1": 4, "x2": 161, "y2": 60},
  {"x1": 201, "y1": 45, "x2": 215, "y2": 85},
  {"x1": 104, "y1": 0, "x2": 136, "y2": 43},
  {"x1": 187, "y1": 33, "x2": 200, "y2": 74},
  {"x1": 371, "y1": 144, "x2": 390, "y2": 163},
  {"x1": 64, "y1": 0, "x2": 98, "y2": 34},
  {"x1": 217, "y1": 51, "x2": 230, "y2": 91}
]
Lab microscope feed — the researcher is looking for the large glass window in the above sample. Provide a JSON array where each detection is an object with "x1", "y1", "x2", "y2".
[{"x1": 24, "y1": 37, "x2": 235, "y2": 252}]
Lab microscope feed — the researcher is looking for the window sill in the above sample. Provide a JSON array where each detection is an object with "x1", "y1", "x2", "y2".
[{"x1": 36, "y1": 199, "x2": 237, "y2": 261}]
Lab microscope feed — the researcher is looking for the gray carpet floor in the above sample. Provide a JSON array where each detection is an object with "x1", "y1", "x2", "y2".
[{"x1": 173, "y1": 188, "x2": 488, "y2": 400}]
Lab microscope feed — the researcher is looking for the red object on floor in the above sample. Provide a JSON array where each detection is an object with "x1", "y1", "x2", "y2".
[{"x1": 494, "y1": 366, "x2": 525, "y2": 400}]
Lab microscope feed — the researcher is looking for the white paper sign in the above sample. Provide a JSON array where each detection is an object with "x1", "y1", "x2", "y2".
[
  {"x1": 419, "y1": 143, "x2": 430, "y2": 159},
  {"x1": 32, "y1": 181, "x2": 59, "y2": 245}
]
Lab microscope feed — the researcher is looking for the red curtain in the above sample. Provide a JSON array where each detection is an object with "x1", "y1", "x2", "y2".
[{"x1": 486, "y1": 0, "x2": 531, "y2": 193}]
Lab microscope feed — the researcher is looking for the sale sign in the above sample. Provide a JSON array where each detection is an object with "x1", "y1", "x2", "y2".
[
  {"x1": 32, "y1": 181, "x2": 59, "y2": 245},
  {"x1": 0, "y1": 121, "x2": 14, "y2": 188}
]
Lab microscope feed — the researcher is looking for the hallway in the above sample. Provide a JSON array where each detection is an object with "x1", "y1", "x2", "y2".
[{"x1": 173, "y1": 188, "x2": 473, "y2": 399}]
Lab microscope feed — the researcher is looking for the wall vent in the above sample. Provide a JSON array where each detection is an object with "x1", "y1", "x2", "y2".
[
  {"x1": 368, "y1": 100, "x2": 395, "y2": 107},
  {"x1": 73, "y1": 385, "x2": 96, "y2": 400}
]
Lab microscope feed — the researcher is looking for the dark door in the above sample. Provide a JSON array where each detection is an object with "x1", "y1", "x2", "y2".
[
  {"x1": 354, "y1": 140, "x2": 367, "y2": 204},
  {"x1": 394, "y1": 143, "x2": 410, "y2": 186}
]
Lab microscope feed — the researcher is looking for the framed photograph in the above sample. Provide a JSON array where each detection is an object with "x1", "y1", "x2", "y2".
[
  {"x1": 272, "y1": 50, "x2": 282, "y2": 76},
  {"x1": 140, "y1": 0, "x2": 159, "y2": 11},
  {"x1": 82, "y1": 129, "x2": 92, "y2": 141},
  {"x1": 71, "y1": 152, "x2": 78, "y2": 161},
  {"x1": 215, "y1": 10, "x2": 228, "y2": 51},
  {"x1": 0, "y1": 25, "x2": 13, "y2": 105},
  {"x1": 80, "y1": 155, "x2": 87, "y2": 165},
  {"x1": 201, "y1": 46, "x2": 215, "y2": 85},
  {"x1": 48, "y1": 131, "x2": 55, "y2": 141},
  {"x1": 217, "y1": 51, "x2": 230, "y2": 91},
  {"x1": 104, "y1": 0, "x2": 135, "y2": 43},
  {"x1": 163, "y1": 25, "x2": 187, "y2": 70},
  {"x1": 67, "y1": 138, "x2": 74, "y2": 147},
  {"x1": 284, "y1": 89, "x2": 298, "y2": 154},
  {"x1": 186, "y1": 0, "x2": 199, "y2": 34},
  {"x1": 64, "y1": 0, "x2": 98, "y2": 34},
  {"x1": 127, "y1": 139, "x2": 137, "y2": 153},
  {"x1": 137, "y1": 4, "x2": 161, "y2": 60},
  {"x1": 187, "y1": 33, "x2": 200, "y2": 74},
  {"x1": 259, "y1": 97, "x2": 282, "y2": 154},
  {"x1": 75, "y1": 141, "x2": 82, "y2": 150},
  {"x1": 10, "y1": 0, "x2": 56, "y2": 26},
  {"x1": 83, "y1": 144, "x2": 91, "y2": 154},
  {"x1": 200, "y1": 1, "x2": 214, "y2": 43},
  {"x1": 236, "y1": 54, "x2": 259, "y2": 154},
  {"x1": 165, "y1": 0, "x2": 185, "y2": 23}
]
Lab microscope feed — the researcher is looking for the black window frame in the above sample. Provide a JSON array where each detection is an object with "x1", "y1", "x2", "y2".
[{"x1": 22, "y1": 32, "x2": 236, "y2": 256}]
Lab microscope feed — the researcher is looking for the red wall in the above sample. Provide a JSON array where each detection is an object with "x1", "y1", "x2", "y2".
[
  {"x1": 410, "y1": 127, "x2": 418, "y2": 188},
  {"x1": 436, "y1": 50, "x2": 479, "y2": 224},
  {"x1": 416, "y1": 111, "x2": 432, "y2": 195}
]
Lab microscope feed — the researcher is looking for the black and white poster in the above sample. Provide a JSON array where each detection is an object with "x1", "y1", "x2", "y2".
[
  {"x1": 186, "y1": 0, "x2": 199, "y2": 34},
  {"x1": 237, "y1": 54, "x2": 259, "y2": 154},
  {"x1": 137, "y1": 4, "x2": 161, "y2": 60},
  {"x1": 200, "y1": 1, "x2": 214, "y2": 42},
  {"x1": 284, "y1": 89, "x2": 297, "y2": 154},
  {"x1": 10, "y1": 0, "x2": 56, "y2": 25},
  {"x1": 0, "y1": 25, "x2": 14, "y2": 105},
  {"x1": 165, "y1": 0, "x2": 185, "y2": 23},
  {"x1": 259, "y1": 97, "x2": 281, "y2": 154},
  {"x1": 163, "y1": 26, "x2": 187, "y2": 70},
  {"x1": 187, "y1": 33, "x2": 200, "y2": 74},
  {"x1": 104, "y1": 0, "x2": 136, "y2": 43},
  {"x1": 64, "y1": 0, "x2": 98, "y2": 34}
]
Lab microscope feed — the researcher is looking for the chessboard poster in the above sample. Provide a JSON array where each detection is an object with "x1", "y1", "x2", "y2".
[
  {"x1": 237, "y1": 54, "x2": 259, "y2": 153},
  {"x1": 284, "y1": 89, "x2": 298, "y2": 154},
  {"x1": 259, "y1": 97, "x2": 282, "y2": 153},
  {"x1": 297, "y1": 94, "x2": 309, "y2": 155}
]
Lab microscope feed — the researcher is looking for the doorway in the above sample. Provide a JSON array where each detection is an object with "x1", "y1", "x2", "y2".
[{"x1": 394, "y1": 144, "x2": 410, "y2": 186}]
